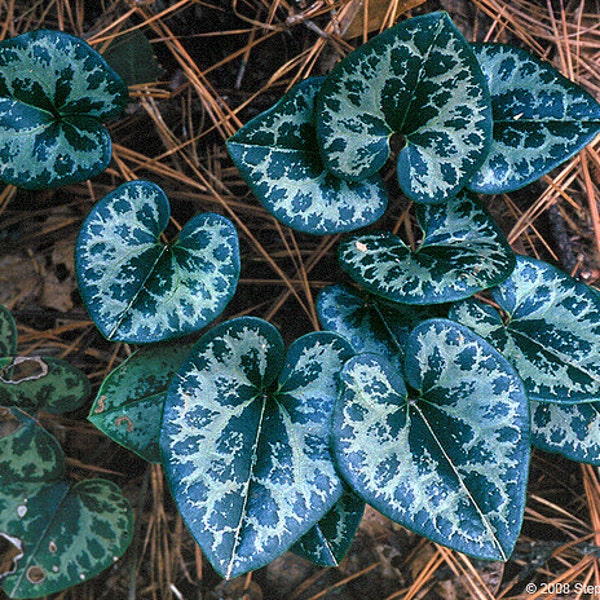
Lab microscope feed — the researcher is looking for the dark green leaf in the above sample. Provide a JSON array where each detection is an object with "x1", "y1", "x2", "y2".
[
  {"x1": 468, "y1": 43, "x2": 600, "y2": 194},
  {"x1": 333, "y1": 319, "x2": 530, "y2": 561},
  {"x1": 0, "y1": 30, "x2": 128, "y2": 189},
  {"x1": 0, "y1": 407, "x2": 65, "y2": 485},
  {"x1": 88, "y1": 341, "x2": 195, "y2": 463},
  {"x1": 0, "y1": 304, "x2": 17, "y2": 357},
  {"x1": 291, "y1": 488, "x2": 364, "y2": 567},
  {"x1": 337, "y1": 192, "x2": 515, "y2": 304},
  {"x1": 0, "y1": 478, "x2": 133, "y2": 598},
  {"x1": 449, "y1": 255, "x2": 600, "y2": 403},
  {"x1": 316, "y1": 11, "x2": 491, "y2": 204},
  {"x1": 161, "y1": 317, "x2": 354, "y2": 578},
  {"x1": 75, "y1": 180, "x2": 240, "y2": 343},
  {"x1": 0, "y1": 356, "x2": 90, "y2": 414},
  {"x1": 228, "y1": 78, "x2": 387, "y2": 234}
]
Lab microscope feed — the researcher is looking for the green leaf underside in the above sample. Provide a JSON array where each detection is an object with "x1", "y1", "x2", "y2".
[
  {"x1": 227, "y1": 78, "x2": 387, "y2": 234},
  {"x1": 0, "y1": 30, "x2": 128, "y2": 189},
  {"x1": 0, "y1": 478, "x2": 133, "y2": 599},
  {"x1": 291, "y1": 488, "x2": 365, "y2": 567},
  {"x1": 449, "y1": 255, "x2": 600, "y2": 403},
  {"x1": 0, "y1": 407, "x2": 65, "y2": 485},
  {"x1": 88, "y1": 341, "x2": 195, "y2": 463},
  {"x1": 334, "y1": 319, "x2": 529, "y2": 561},
  {"x1": 0, "y1": 305, "x2": 18, "y2": 357},
  {"x1": 531, "y1": 401, "x2": 600, "y2": 465},
  {"x1": 468, "y1": 43, "x2": 600, "y2": 194},
  {"x1": 75, "y1": 180, "x2": 240, "y2": 343},
  {"x1": 316, "y1": 11, "x2": 491, "y2": 204},
  {"x1": 0, "y1": 356, "x2": 90, "y2": 414},
  {"x1": 161, "y1": 317, "x2": 354, "y2": 579},
  {"x1": 337, "y1": 192, "x2": 515, "y2": 304},
  {"x1": 316, "y1": 283, "x2": 440, "y2": 371}
]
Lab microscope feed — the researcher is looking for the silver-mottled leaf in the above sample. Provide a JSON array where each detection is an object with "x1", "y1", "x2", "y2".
[
  {"x1": 337, "y1": 192, "x2": 515, "y2": 304},
  {"x1": 316, "y1": 11, "x2": 491, "y2": 203},
  {"x1": 0, "y1": 304, "x2": 17, "y2": 357},
  {"x1": 0, "y1": 30, "x2": 128, "y2": 189},
  {"x1": 449, "y1": 255, "x2": 600, "y2": 403},
  {"x1": 227, "y1": 78, "x2": 387, "y2": 234},
  {"x1": 334, "y1": 319, "x2": 529, "y2": 560},
  {"x1": 161, "y1": 317, "x2": 353, "y2": 578},
  {"x1": 468, "y1": 43, "x2": 600, "y2": 194},
  {"x1": 75, "y1": 180, "x2": 240, "y2": 343}
]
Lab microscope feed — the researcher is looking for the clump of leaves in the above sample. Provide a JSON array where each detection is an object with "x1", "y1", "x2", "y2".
[
  {"x1": 0, "y1": 305, "x2": 133, "y2": 599},
  {"x1": 0, "y1": 30, "x2": 128, "y2": 189}
]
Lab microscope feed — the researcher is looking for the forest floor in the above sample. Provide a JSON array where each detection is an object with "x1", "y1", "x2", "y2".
[{"x1": 1, "y1": 0, "x2": 600, "y2": 598}]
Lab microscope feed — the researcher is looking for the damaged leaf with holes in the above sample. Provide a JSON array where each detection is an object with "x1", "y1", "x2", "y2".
[
  {"x1": 0, "y1": 29, "x2": 129, "y2": 189},
  {"x1": 161, "y1": 317, "x2": 354, "y2": 579},
  {"x1": 88, "y1": 340, "x2": 195, "y2": 463},
  {"x1": 75, "y1": 180, "x2": 240, "y2": 343},
  {"x1": 0, "y1": 478, "x2": 133, "y2": 599}
]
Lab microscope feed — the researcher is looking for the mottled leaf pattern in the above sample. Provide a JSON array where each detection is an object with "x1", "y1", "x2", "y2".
[
  {"x1": 531, "y1": 401, "x2": 600, "y2": 465},
  {"x1": 75, "y1": 180, "x2": 240, "y2": 343},
  {"x1": 0, "y1": 304, "x2": 17, "y2": 357},
  {"x1": 334, "y1": 319, "x2": 529, "y2": 560},
  {"x1": 316, "y1": 283, "x2": 439, "y2": 370},
  {"x1": 162, "y1": 317, "x2": 354, "y2": 578},
  {"x1": 88, "y1": 341, "x2": 195, "y2": 462},
  {"x1": 316, "y1": 11, "x2": 491, "y2": 204},
  {"x1": 291, "y1": 488, "x2": 365, "y2": 567},
  {"x1": 0, "y1": 407, "x2": 65, "y2": 484},
  {"x1": 0, "y1": 356, "x2": 90, "y2": 414},
  {"x1": 449, "y1": 255, "x2": 600, "y2": 403},
  {"x1": 0, "y1": 478, "x2": 133, "y2": 598},
  {"x1": 468, "y1": 43, "x2": 600, "y2": 194},
  {"x1": 227, "y1": 78, "x2": 387, "y2": 234},
  {"x1": 338, "y1": 192, "x2": 515, "y2": 304},
  {"x1": 0, "y1": 30, "x2": 128, "y2": 189}
]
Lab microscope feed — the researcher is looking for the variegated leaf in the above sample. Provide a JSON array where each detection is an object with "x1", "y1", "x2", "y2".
[
  {"x1": 333, "y1": 319, "x2": 529, "y2": 560},
  {"x1": 228, "y1": 77, "x2": 387, "y2": 234},
  {"x1": 449, "y1": 255, "x2": 600, "y2": 403},
  {"x1": 291, "y1": 487, "x2": 365, "y2": 567},
  {"x1": 0, "y1": 304, "x2": 17, "y2": 357},
  {"x1": 468, "y1": 43, "x2": 600, "y2": 194},
  {"x1": 316, "y1": 283, "x2": 439, "y2": 371},
  {"x1": 161, "y1": 317, "x2": 354, "y2": 579},
  {"x1": 337, "y1": 192, "x2": 515, "y2": 304},
  {"x1": 531, "y1": 401, "x2": 600, "y2": 465},
  {"x1": 75, "y1": 180, "x2": 240, "y2": 343},
  {"x1": 0, "y1": 478, "x2": 133, "y2": 598},
  {"x1": 0, "y1": 356, "x2": 90, "y2": 414},
  {"x1": 88, "y1": 341, "x2": 195, "y2": 463},
  {"x1": 0, "y1": 407, "x2": 65, "y2": 484},
  {"x1": 0, "y1": 30, "x2": 128, "y2": 189},
  {"x1": 316, "y1": 11, "x2": 491, "y2": 204}
]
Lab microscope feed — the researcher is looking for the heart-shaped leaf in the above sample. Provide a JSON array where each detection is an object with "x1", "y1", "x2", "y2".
[
  {"x1": 0, "y1": 30, "x2": 129, "y2": 189},
  {"x1": 316, "y1": 283, "x2": 440, "y2": 371},
  {"x1": 468, "y1": 43, "x2": 600, "y2": 194},
  {"x1": 75, "y1": 180, "x2": 240, "y2": 343},
  {"x1": 0, "y1": 356, "x2": 90, "y2": 414},
  {"x1": 0, "y1": 478, "x2": 133, "y2": 598},
  {"x1": 333, "y1": 319, "x2": 530, "y2": 560},
  {"x1": 531, "y1": 401, "x2": 600, "y2": 465},
  {"x1": 161, "y1": 317, "x2": 354, "y2": 579},
  {"x1": 227, "y1": 77, "x2": 387, "y2": 234},
  {"x1": 449, "y1": 255, "x2": 600, "y2": 403},
  {"x1": 316, "y1": 11, "x2": 491, "y2": 204},
  {"x1": 337, "y1": 192, "x2": 515, "y2": 304},
  {"x1": 0, "y1": 304, "x2": 17, "y2": 358},
  {"x1": 291, "y1": 487, "x2": 365, "y2": 567},
  {"x1": 0, "y1": 407, "x2": 65, "y2": 485},
  {"x1": 88, "y1": 341, "x2": 195, "y2": 463}
]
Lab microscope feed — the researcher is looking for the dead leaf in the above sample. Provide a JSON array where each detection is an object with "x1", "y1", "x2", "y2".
[{"x1": 342, "y1": 0, "x2": 427, "y2": 39}]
